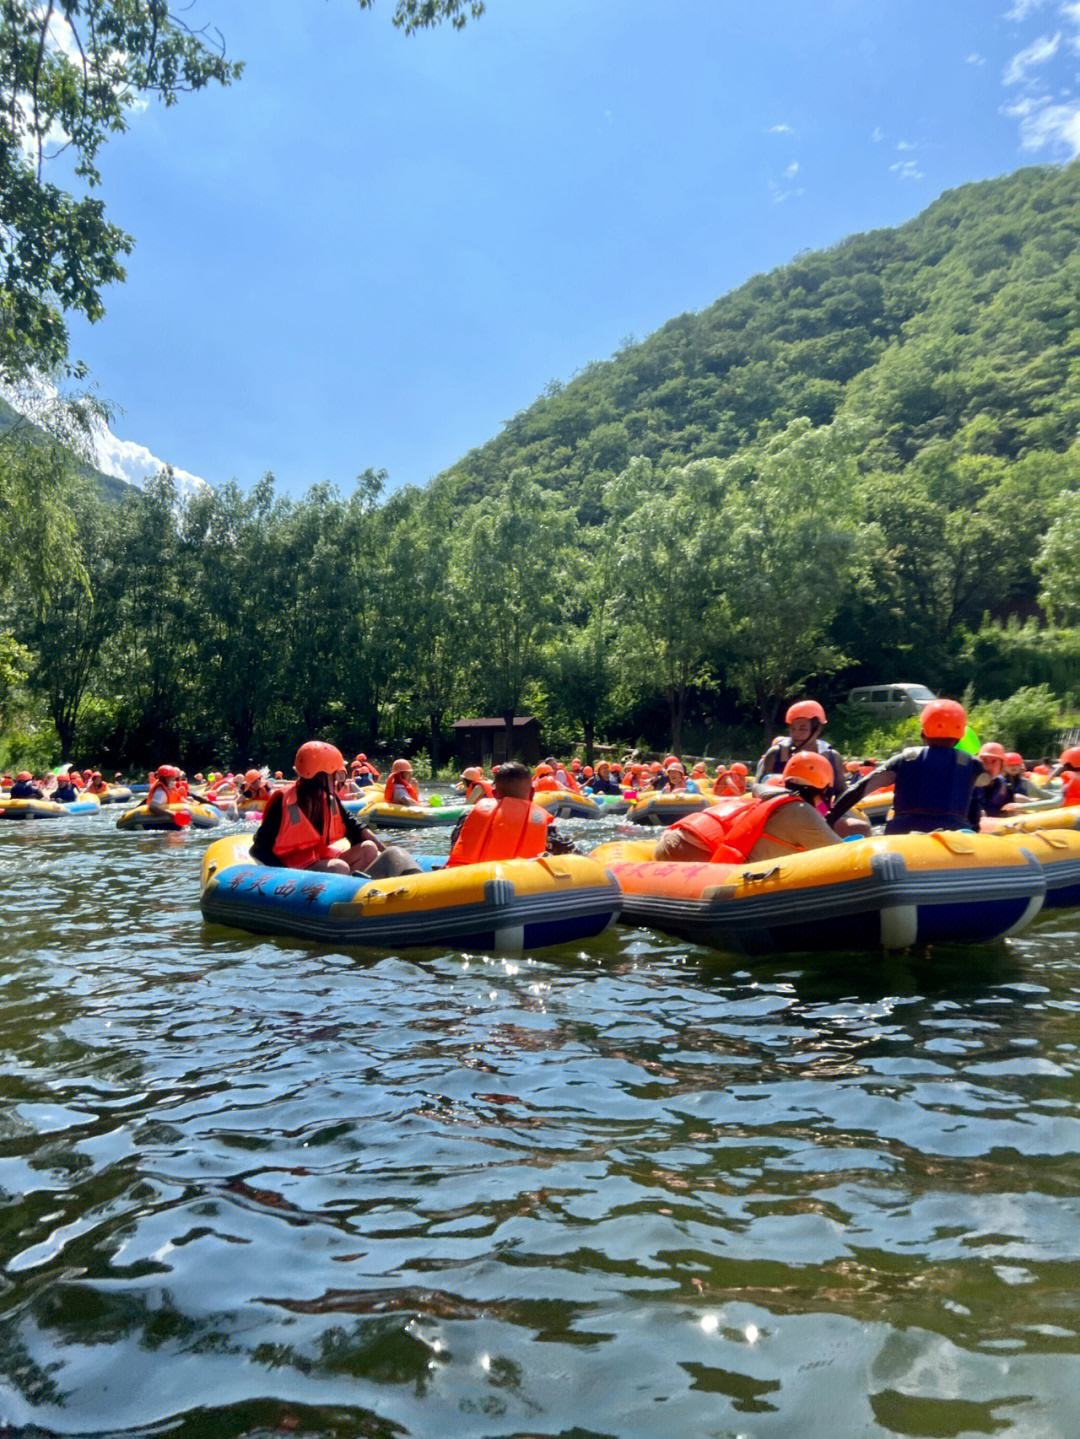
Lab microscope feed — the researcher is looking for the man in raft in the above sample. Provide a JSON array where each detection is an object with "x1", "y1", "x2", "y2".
[
  {"x1": 384, "y1": 758, "x2": 427, "y2": 809},
  {"x1": 447, "y1": 762, "x2": 578, "y2": 866},
  {"x1": 828, "y1": 699, "x2": 993, "y2": 834},
  {"x1": 757, "y1": 700, "x2": 845, "y2": 799},
  {"x1": 459, "y1": 767, "x2": 494, "y2": 803},
  {"x1": 651, "y1": 752, "x2": 843, "y2": 865},
  {"x1": 252, "y1": 741, "x2": 420, "y2": 878}
]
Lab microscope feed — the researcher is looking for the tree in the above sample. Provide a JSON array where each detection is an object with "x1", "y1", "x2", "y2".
[
  {"x1": 356, "y1": 0, "x2": 486, "y2": 32},
  {"x1": 0, "y1": 1, "x2": 242, "y2": 382},
  {"x1": 604, "y1": 456, "x2": 724, "y2": 752},
  {"x1": 456, "y1": 471, "x2": 570, "y2": 756},
  {"x1": 716, "y1": 419, "x2": 862, "y2": 729}
]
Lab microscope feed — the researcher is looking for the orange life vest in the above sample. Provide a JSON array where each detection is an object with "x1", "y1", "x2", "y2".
[
  {"x1": 150, "y1": 781, "x2": 185, "y2": 806},
  {"x1": 670, "y1": 793, "x2": 801, "y2": 863},
  {"x1": 384, "y1": 775, "x2": 420, "y2": 805},
  {"x1": 447, "y1": 796, "x2": 552, "y2": 867},
  {"x1": 88, "y1": 779, "x2": 109, "y2": 795},
  {"x1": 272, "y1": 782, "x2": 347, "y2": 869},
  {"x1": 465, "y1": 779, "x2": 494, "y2": 802},
  {"x1": 533, "y1": 776, "x2": 560, "y2": 793},
  {"x1": 1062, "y1": 770, "x2": 1080, "y2": 807},
  {"x1": 713, "y1": 773, "x2": 746, "y2": 797}
]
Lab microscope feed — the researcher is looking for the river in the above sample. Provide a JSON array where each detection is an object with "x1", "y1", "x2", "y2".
[{"x1": 1, "y1": 808, "x2": 1079, "y2": 1437}]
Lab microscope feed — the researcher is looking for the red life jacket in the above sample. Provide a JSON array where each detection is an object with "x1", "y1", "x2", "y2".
[
  {"x1": 272, "y1": 782, "x2": 347, "y2": 869},
  {"x1": 670, "y1": 793, "x2": 802, "y2": 863},
  {"x1": 447, "y1": 796, "x2": 552, "y2": 867},
  {"x1": 533, "y1": 776, "x2": 560, "y2": 793},
  {"x1": 384, "y1": 775, "x2": 420, "y2": 805},
  {"x1": 465, "y1": 779, "x2": 494, "y2": 802},
  {"x1": 1062, "y1": 770, "x2": 1080, "y2": 806}
]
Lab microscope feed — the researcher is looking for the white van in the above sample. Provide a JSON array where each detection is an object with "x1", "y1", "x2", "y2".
[{"x1": 846, "y1": 683, "x2": 937, "y2": 718}]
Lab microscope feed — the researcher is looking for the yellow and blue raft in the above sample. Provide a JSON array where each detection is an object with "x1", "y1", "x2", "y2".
[{"x1": 199, "y1": 834, "x2": 621, "y2": 953}]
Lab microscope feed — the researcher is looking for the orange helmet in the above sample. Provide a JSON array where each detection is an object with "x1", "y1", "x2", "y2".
[
  {"x1": 691, "y1": 762, "x2": 707, "y2": 776},
  {"x1": 156, "y1": 764, "x2": 179, "y2": 779},
  {"x1": 534, "y1": 763, "x2": 553, "y2": 777},
  {"x1": 15, "y1": 770, "x2": 31, "y2": 782},
  {"x1": 461, "y1": 766, "x2": 483, "y2": 782},
  {"x1": 274, "y1": 770, "x2": 283, "y2": 779},
  {"x1": 650, "y1": 761, "x2": 662, "y2": 773},
  {"x1": 663, "y1": 754, "x2": 679, "y2": 767},
  {"x1": 730, "y1": 762, "x2": 749, "y2": 776},
  {"x1": 782, "y1": 751, "x2": 834, "y2": 791},
  {"x1": 390, "y1": 758, "x2": 413, "y2": 774},
  {"x1": 1004, "y1": 752, "x2": 1024, "y2": 769},
  {"x1": 243, "y1": 768, "x2": 261, "y2": 785},
  {"x1": 583, "y1": 765, "x2": 594, "y2": 777},
  {"x1": 1060, "y1": 746, "x2": 1080, "y2": 768},
  {"x1": 294, "y1": 741, "x2": 344, "y2": 779},
  {"x1": 920, "y1": 699, "x2": 967, "y2": 742},
  {"x1": 979, "y1": 743, "x2": 1006, "y2": 772},
  {"x1": 786, "y1": 700, "x2": 826, "y2": 725}
]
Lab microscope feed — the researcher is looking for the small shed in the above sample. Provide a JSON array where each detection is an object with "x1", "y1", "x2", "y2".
[{"x1": 452, "y1": 717, "x2": 543, "y2": 768}]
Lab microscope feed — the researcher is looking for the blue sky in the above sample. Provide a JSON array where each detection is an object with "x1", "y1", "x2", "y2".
[{"x1": 61, "y1": 0, "x2": 1080, "y2": 495}]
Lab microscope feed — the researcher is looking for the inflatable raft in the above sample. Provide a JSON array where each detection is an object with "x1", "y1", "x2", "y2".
[
  {"x1": 533, "y1": 789, "x2": 601, "y2": 820},
  {"x1": 626, "y1": 791, "x2": 720, "y2": 826},
  {"x1": 199, "y1": 834, "x2": 622, "y2": 953},
  {"x1": 344, "y1": 799, "x2": 467, "y2": 830},
  {"x1": 116, "y1": 800, "x2": 223, "y2": 831},
  {"x1": 591, "y1": 830, "x2": 1055, "y2": 956},
  {"x1": 0, "y1": 794, "x2": 101, "y2": 820}
]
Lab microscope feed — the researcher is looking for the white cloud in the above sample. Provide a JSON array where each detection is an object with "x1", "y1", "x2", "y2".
[
  {"x1": 1005, "y1": 93, "x2": 1080, "y2": 151},
  {"x1": 768, "y1": 179, "x2": 805, "y2": 204},
  {"x1": 871, "y1": 125, "x2": 885, "y2": 142},
  {"x1": 1005, "y1": 0, "x2": 1046, "y2": 18},
  {"x1": 890, "y1": 159, "x2": 925, "y2": 181},
  {"x1": 1003, "y1": 31, "x2": 1061, "y2": 84},
  {"x1": 90, "y1": 425, "x2": 207, "y2": 499},
  {"x1": 783, "y1": 160, "x2": 800, "y2": 178},
  {"x1": 767, "y1": 123, "x2": 794, "y2": 135},
  {"x1": 896, "y1": 139, "x2": 917, "y2": 151},
  {"x1": 0, "y1": 376, "x2": 208, "y2": 499},
  {"x1": 966, "y1": 52, "x2": 987, "y2": 65}
]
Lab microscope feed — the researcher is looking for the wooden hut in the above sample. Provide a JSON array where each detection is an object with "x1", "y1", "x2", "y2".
[{"x1": 451, "y1": 717, "x2": 543, "y2": 768}]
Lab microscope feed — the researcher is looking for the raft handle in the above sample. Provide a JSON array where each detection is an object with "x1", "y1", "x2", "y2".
[{"x1": 742, "y1": 866, "x2": 780, "y2": 884}]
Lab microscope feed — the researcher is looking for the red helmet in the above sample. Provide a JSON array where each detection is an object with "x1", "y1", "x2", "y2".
[
  {"x1": 156, "y1": 764, "x2": 179, "y2": 779},
  {"x1": 730, "y1": 762, "x2": 749, "y2": 776},
  {"x1": 786, "y1": 700, "x2": 826, "y2": 725},
  {"x1": 294, "y1": 741, "x2": 344, "y2": 779},
  {"x1": 1004, "y1": 752, "x2": 1024, "y2": 768},
  {"x1": 663, "y1": 754, "x2": 679, "y2": 767},
  {"x1": 782, "y1": 752, "x2": 834, "y2": 791},
  {"x1": 1060, "y1": 746, "x2": 1080, "y2": 768},
  {"x1": 921, "y1": 699, "x2": 967, "y2": 742}
]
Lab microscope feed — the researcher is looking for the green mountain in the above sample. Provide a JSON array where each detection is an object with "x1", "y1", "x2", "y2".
[
  {"x1": 434, "y1": 162, "x2": 1080, "y2": 520},
  {"x1": 0, "y1": 394, "x2": 133, "y2": 503}
]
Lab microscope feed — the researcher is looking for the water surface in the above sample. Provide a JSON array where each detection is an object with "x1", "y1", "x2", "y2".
[{"x1": 1, "y1": 811, "x2": 1079, "y2": 1437}]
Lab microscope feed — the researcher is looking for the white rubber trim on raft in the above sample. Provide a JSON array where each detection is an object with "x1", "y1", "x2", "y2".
[
  {"x1": 880, "y1": 904, "x2": 919, "y2": 950},
  {"x1": 1002, "y1": 892, "x2": 1044, "y2": 936},
  {"x1": 493, "y1": 924, "x2": 525, "y2": 952}
]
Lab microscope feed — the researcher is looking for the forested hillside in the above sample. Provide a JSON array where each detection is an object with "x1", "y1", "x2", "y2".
[
  {"x1": 3, "y1": 162, "x2": 1080, "y2": 769},
  {"x1": 434, "y1": 162, "x2": 1080, "y2": 519}
]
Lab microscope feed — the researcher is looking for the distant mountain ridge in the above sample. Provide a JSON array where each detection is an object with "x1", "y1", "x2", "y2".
[
  {"x1": 0, "y1": 393, "x2": 133, "y2": 503},
  {"x1": 432, "y1": 162, "x2": 1080, "y2": 517}
]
